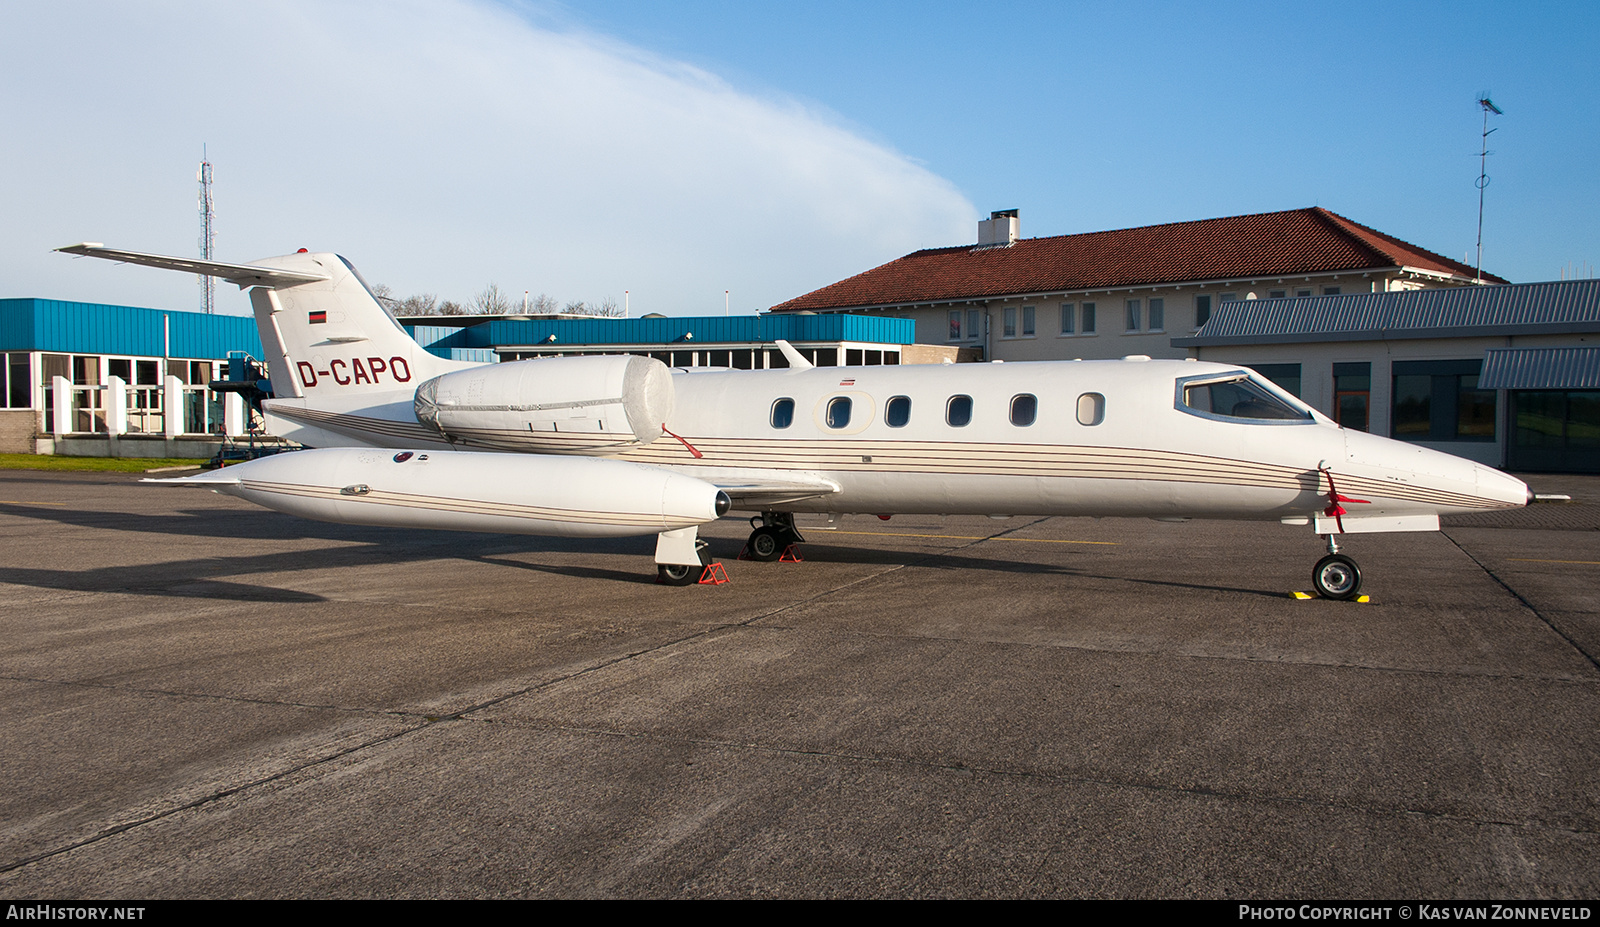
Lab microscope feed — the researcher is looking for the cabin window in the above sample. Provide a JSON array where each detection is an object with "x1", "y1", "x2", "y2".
[
  {"x1": 946, "y1": 395, "x2": 973, "y2": 427},
  {"x1": 771, "y1": 398, "x2": 795, "y2": 429},
  {"x1": 1077, "y1": 393, "x2": 1105, "y2": 426},
  {"x1": 886, "y1": 395, "x2": 911, "y2": 428},
  {"x1": 1179, "y1": 373, "x2": 1311, "y2": 423},
  {"x1": 826, "y1": 396, "x2": 853, "y2": 429},
  {"x1": 1010, "y1": 394, "x2": 1037, "y2": 427}
]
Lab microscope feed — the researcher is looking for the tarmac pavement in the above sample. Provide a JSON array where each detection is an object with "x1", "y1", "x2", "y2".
[{"x1": 0, "y1": 469, "x2": 1595, "y2": 898}]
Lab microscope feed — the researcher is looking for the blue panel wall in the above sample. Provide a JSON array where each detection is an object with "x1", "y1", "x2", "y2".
[
  {"x1": 472, "y1": 314, "x2": 913, "y2": 348},
  {"x1": 0, "y1": 298, "x2": 263, "y2": 359}
]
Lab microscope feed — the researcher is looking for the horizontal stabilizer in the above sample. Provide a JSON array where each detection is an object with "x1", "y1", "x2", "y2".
[{"x1": 55, "y1": 243, "x2": 330, "y2": 288}]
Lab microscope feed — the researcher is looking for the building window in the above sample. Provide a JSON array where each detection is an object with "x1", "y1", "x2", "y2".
[
  {"x1": 967, "y1": 309, "x2": 981, "y2": 341},
  {"x1": 1148, "y1": 298, "x2": 1164, "y2": 332},
  {"x1": 886, "y1": 396, "x2": 911, "y2": 427},
  {"x1": 1221, "y1": 293, "x2": 1238, "y2": 304},
  {"x1": 4, "y1": 353, "x2": 32, "y2": 408},
  {"x1": 1392, "y1": 360, "x2": 1495, "y2": 442},
  {"x1": 1323, "y1": 286, "x2": 1342, "y2": 296},
  {"x1": 1296, "y1": 288, "x2": 1312, "y2": 298},
  {"x1": 1081, "y1": 303, "x2": 1097, "y2": 334},
  {"x1": 1194, "y1": 295, "x2": 1212, "y2": 329},
  {"x1": 947, "y1": 395, "x2": 973, "y2": 427},
  {"x1": 771, "y1": 398, "x2": 795, "y2": 429},
  {"x1": 1010, "y1": 394, "x2": 1037, "y2": 426},
  {"x1": 948, "y1": 310, "x2": 961, "y2": 341},
  {"x1": 1021, "y1": 305, "x2": 1035, "y2": 336},
  {"x1": 1003, "y1": 307, "x2": 1016, "y2": 338},
  {"x1": 1510, "y1": 391, "x2": 1600, "y2": 472},
  {"x1": 1269, "y1": 289, "x2": 1286, "y2": 299},
  {"x1": 1251, "y1": 364, "x2": 1303, "y2": 398},
  {"x1": 1333, "y1": 362, "x2": 1371, "y2": 432},
  {"x1": 1125, "y1": 299, "x2": 1140, "y2": 332},
  {"x1": 1060, "y1": 303, "x2": 1074, "y2": 335}
]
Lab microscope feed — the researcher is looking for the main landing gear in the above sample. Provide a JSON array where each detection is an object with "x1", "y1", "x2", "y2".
[
  {"x1": 657, "y1": 538, "x2": 712, "y2": 586},
  {"x1": 744, "y1": 511, "x2": 804, "y2": 562},
  {"x1": 1311, "y1": 534, "x2": 1362, "y2": 600}
]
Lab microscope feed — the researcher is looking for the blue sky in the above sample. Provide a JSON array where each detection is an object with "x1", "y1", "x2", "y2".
[{"x1": 5, "y1": 1, "x2": 1595, "y2": 317}]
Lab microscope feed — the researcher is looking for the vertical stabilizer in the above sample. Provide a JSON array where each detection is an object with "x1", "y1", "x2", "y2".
[{"x1": 243, "y1": 252, "x2": 466, "y2": 400}]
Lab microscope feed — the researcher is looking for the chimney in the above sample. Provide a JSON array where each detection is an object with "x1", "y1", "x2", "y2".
[{"x1": 977, "y1": 209, "x2": 1019, "y2": 246}]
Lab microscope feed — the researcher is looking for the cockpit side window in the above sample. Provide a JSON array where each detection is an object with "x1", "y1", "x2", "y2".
[{"x1": 1178, "y1": 373, "x2": 1311, "y2": 423}]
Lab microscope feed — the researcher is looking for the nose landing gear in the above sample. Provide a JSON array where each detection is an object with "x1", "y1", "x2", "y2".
[{"x1": 1312, "y1": 534, "x2": 1362, "y2": 600}]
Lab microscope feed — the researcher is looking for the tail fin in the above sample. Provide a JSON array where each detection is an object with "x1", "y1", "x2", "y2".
[{"x1": 56, "y1": 244, "x2": 466, "y2": 399}]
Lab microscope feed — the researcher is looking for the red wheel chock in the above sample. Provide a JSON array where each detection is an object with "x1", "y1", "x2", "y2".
[
  {"x1": 698, "y1": 562, "x2": 730, "y2": 585},
  {"x1": 778, "y1": 545, "x2": 804, "y2": 562}
]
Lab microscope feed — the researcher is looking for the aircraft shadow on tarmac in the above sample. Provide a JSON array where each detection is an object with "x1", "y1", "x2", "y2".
[{"x1": 0, "y1": 501, "x2": 1290, "y2": 601}]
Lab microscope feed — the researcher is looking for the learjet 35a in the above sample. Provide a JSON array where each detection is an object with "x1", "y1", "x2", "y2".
[{"x1": 57, "y1": 243, "x2": 1531, "y2": 598}]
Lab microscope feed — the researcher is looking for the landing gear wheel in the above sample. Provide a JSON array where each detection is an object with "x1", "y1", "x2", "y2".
[
  {"x1": 657, "y1": 562, "x2": 700, "y2": 586},
  {"x1": 1312, "y1": 554, "x2": 1362, "y2": 600},
  {"x1": 747, "y1": 526, "x2": 784, "y2": 562}
]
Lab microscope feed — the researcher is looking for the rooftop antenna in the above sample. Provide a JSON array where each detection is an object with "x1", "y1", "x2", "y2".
[
  {"x1": 197, "y1": 145, "x2": 216, "y2": 313},
  {"x1": 1474, "y1": 95, "x2": 1502, "y2": 283}
]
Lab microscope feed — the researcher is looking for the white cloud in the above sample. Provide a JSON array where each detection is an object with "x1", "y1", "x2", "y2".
[{"x1": 1, "y1": 0, "x2": 974, "y2": 316}]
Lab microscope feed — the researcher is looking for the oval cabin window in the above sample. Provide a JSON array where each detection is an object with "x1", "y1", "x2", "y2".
[
  {"x1": 886, "y1": 396, "x2": 911, "y2": 428},
  {"x1": 947, "y1": 395, "x2": 973, "y2": 427},
  {"x1": 826, "y1": 396, "x2": 853, "y2": 429},
  {"x1": 771, "y1": 397, "x2": 795, "y2": 429},
  {"x1": 1010, "y1": 393, "x2": 1037, "y2": 427},
  {"x1": 1077, "y1": 392, "x2": 1105, "y2": 426}
]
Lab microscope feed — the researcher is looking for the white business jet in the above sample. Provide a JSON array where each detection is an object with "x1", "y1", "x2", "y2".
[{"x1": 58, "y1": 243, "x2": 1530, "y2": 598}]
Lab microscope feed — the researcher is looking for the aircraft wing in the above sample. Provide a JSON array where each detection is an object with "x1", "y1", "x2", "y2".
[
  {"x1": 55, "y1": 243, "x2": 330, "y2": 288},
  {"x1": 711, "y1": 476, "x2": 841, "y2": 508}
]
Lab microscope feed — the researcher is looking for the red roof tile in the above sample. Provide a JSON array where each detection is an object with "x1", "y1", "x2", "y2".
[{"x1": 771, "y1": 208, "x2": 1506, "y2": 312}]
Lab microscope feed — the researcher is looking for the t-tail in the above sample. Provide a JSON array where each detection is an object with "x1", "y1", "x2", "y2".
[{"x1": 56, "y1": 243, "x2": 473, "y2": 447}]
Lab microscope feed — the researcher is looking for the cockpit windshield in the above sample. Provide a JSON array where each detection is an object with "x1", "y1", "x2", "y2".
[{"x1": 1178, "y1": 373, "x2": 1311, "y2": 423}]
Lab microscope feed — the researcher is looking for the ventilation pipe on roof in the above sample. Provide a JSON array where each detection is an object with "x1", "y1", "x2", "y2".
[{"x1": 977, "y1": 209, "x2": 1019, "y2": 246}]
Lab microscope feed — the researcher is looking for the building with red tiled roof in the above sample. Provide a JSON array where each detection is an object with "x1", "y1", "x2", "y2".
[{"x1": 770, "y1": 208, "x2": 1507, "y2": 361}]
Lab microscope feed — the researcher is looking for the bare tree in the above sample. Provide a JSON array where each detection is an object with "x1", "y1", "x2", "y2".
[
  {"x1": 595, "y1": 296, "x2": 623, "y2": 318},
  {"x1": 439, "y1": 300, "x2": 467, "y2": 316},
  {"x1": 474, "y1": 283, "x2": 511, "y2": 315},
  {"x1": 529, "y1": 293, "x2": 558, "y2": 314},
  {"x1": 562, "y1": 300, "x2": 589, "y2": 315},
  {"x1": 371, "y1": 283, "x2": 400, "y2": 312},
  {"x1": 398, "y1": 293, "x2": 438, "y2": 316}
]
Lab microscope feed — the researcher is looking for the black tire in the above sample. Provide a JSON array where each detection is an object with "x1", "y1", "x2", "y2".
[
  {"x1": 657, "y1": 562, "x2": 700, "y2": 586},
  {"x1": 1312, "y1": 554, "x2": 1362, "y2": 600},
  {"x1": 747, "y1": 526, "x2": 784, "y2": 562}
]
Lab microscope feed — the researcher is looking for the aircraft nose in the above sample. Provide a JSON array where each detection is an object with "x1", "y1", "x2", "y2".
[{"x1": 1474, "y1": 463, "x2": 1530, "y2": 509}]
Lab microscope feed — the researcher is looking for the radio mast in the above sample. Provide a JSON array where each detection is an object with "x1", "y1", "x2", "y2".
[
  {"x1": 198, "y1": 146, "x2": 215, "y2": 313},
  {"x1": 1474, "y1": 96, "x2": 1502, "y2": 283}
]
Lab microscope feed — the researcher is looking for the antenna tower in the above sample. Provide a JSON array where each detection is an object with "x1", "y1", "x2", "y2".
[
  {"x1": 198, "y1": 146, "x2": 216, "y2": 313},
  {"x1": 1474, "y1": 96, "x2": 1502, "y2": 283}
]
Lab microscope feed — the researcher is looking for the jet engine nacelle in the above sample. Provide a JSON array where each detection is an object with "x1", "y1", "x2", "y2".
[
  {"x1": 173, "y1": 447, "x2": 729, "y2": 538},
  {"x1": 413, "y1": 354, "x2": 674, "y2": 453}
]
